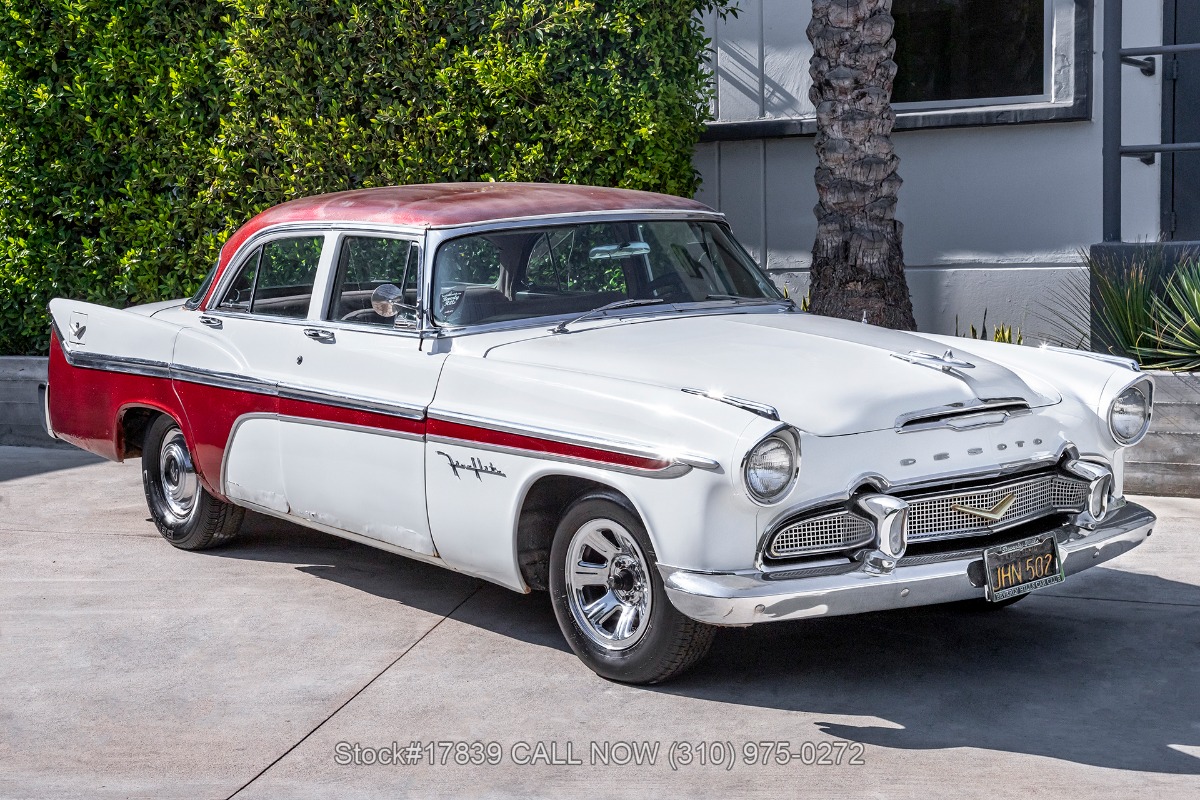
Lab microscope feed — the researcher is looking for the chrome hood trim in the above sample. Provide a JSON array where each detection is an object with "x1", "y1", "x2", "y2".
[{"x1": 482, "y1": 313, "x2": 1060, "y2": 436}]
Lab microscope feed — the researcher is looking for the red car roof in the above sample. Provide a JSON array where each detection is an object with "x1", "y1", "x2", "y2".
[
  {"x1": 202, "y1": 183, "x2": 716, "y2": 309},
  {"x1": 219, "y1": 182, "x2": 711, "y2": 261}
]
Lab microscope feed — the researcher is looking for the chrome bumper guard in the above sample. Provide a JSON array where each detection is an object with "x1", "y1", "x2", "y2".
[
  {"x1": 660, "y1": 502, "x2": 1155, "y2": 626},
  {"x1": 38, "y1": 383, "x2": 57, "y2": 440}
]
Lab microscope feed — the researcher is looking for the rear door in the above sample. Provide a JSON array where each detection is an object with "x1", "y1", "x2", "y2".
[{"x1": 176, "y1": 231, "x2": 329, "y2": 514}]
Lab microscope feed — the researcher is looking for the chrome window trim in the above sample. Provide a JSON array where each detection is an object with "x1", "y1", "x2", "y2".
[
  {"x1": 423, "y1": 214, "x2": 780, "y2": 336},
  {"x1": 209, "y1": 228, "x2": 329, "y2": 320},
  {"x1": 424, "y1": 208, "x2": 726, "y2": 233},
  {"x1": 197, "y1": 309, "x2": 328, "y2": 329},
  {"x1": 210, "y1": 223, "x2": 429, "y2": 319},
  {"x1": 439, "y1": 302, "x2": 794, "y2": 341},
  {"x1": 321, "y1": 230, "x2": 426, "y2": 334},
  {"x1": 301, "y1": 317, "x2": 425, "y2": 339}
]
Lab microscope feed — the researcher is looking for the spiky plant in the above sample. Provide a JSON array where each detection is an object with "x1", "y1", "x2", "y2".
[
  {"x1": 1136, "y1": 260, "x2": 1200, "y2": 371},
  {"x1": 1037, "y1": 247, "x2": 1166, "y2": 358}
]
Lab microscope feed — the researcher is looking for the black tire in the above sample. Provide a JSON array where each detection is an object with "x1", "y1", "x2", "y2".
[
  {"x1": 142, "y1": 415, "x2": 244, "y2": 550},
  {"x1": 549, "y1": 492, "x2": 714, "y2": 684}
]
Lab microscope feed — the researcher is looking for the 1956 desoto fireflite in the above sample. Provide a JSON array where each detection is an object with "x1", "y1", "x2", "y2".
[{"x1": 43, "y1": 183, "x2": 1156, "y2": 683}]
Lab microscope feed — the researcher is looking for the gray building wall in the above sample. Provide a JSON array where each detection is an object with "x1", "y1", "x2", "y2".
[{"x1": 695, "y1": 0, "x2": 1164, "y2": 341}]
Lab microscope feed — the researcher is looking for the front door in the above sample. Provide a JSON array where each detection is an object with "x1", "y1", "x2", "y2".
[
  {"x1": 1165, "y1": 0, "x2": 1200, "y2": 240},
  {"x1": 279, "y1": 232, "x2": 445, "y2": 557}
]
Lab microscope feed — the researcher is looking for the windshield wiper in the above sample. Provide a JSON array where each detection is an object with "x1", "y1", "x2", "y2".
[
  {"x1": 552, "y1": 298, "x2": 666, "y2": 334},
  {"x1": 704, "y1": 294, "x2": 797, "y2": 309}
]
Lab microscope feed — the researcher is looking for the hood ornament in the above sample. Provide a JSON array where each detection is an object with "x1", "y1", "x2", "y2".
[{"x1": 892, "y1": 349, "x2": 976, "y2": 371}]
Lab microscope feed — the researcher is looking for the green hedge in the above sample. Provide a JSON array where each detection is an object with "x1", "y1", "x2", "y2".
[{"x1": 0, "y1": 0, "x2": 727, "y2": 355}]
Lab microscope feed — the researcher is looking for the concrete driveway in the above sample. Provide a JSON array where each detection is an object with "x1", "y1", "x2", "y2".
[{"x1": 1, "y1": 445, "x2": 1197, "y2": 799}]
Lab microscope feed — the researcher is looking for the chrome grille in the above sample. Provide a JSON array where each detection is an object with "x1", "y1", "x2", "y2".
[
  {"x1": 905, "y1": 473, "x2": 1088, "y2": 542},
  {"x1": 1051, "y1": 477, "x2": 1089, "y2": 509},
  {"x1": 768, "y1": 512, "x2": 873, "y2": 559}
]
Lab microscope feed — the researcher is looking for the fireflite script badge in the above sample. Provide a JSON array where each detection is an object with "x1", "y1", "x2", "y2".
[
  {"x1": 437, "y1": 451, "x2": 507, "y2": 480},
  {"x1": 951, "y1": 491, "x2": 1017, "y2": 522}
]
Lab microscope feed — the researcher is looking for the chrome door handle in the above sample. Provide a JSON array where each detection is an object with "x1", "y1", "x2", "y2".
[
  {"x1": 303, "y1": 328, "x2": 335, "y2": 342},
  {"x1": 199, "y1": 315, "x2": 223, "y2": 329}
]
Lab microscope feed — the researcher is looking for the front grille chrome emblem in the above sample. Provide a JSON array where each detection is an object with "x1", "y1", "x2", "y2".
[{"x1": 952, "y1": 492, "x2": 1016, "y2": 522}]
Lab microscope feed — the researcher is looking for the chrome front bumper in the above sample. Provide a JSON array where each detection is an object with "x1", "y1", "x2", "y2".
[{"x1": 660, "y1": 502, "x2": 1156, "y2": 626}]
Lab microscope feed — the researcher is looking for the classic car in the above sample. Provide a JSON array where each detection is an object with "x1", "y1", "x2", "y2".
[{"x1": 43, "y1": 182, "x2": 1157, "y2": 684}]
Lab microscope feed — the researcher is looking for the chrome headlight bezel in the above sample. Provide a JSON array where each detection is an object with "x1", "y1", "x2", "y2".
[
  {"x1": 742, "y1": 427, "x2": 800, "y2": 505},
  {"x1": 1108, "y1": 377, "x2": 1154, "y2": 446}
]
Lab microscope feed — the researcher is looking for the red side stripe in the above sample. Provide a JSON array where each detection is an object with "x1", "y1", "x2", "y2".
[
  {"x1": 426, "y1": 418, "x2": 672, "y2": 471},
  {"x1": 279, "y1": 397, "x2": 425, "y2": 437}
]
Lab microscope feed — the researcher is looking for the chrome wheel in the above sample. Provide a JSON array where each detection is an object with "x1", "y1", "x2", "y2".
[
  {"x1": 565, "y1": 518, "x2": 653, "y2": 651},
  {"x1": 158, "y1": 427, "x2": 199, "y2": 523}
]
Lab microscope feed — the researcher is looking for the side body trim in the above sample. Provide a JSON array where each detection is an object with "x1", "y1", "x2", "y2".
[{"x1": 52, "y1": 338, "x2": 710, "y2": 483}]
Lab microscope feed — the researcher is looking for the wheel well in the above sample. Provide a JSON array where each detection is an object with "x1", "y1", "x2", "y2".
[
  {"x1": 516, "y1": 475, "x2": 629, "y2": 591},
  {"x1": 118, "y1": 407, "x2": 163, "y2": 460}
]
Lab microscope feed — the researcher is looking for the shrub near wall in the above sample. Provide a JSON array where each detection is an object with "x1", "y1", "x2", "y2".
[
  {"x1": 0, "y1": 0, "x2": 231, "y2": 355},
  {"x1": 0, "y1": 0, "x2": 728, "y2": 355}
]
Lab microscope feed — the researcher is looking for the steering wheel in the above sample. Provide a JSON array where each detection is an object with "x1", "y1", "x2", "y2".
[
  {"x1": 648, "y1": 272, "x2": 689, "y2": 301},
  {"x1": 341, "y1": 307, "x2": 385, "y2": 322}
]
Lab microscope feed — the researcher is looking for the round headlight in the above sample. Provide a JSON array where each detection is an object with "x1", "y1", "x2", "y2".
[
  {"x1": 1109, "y1": 382, "x2": 1152, "y2": 445},
  {"x1": 744, "y1": 434, "x2": 797, "y2": 503}
]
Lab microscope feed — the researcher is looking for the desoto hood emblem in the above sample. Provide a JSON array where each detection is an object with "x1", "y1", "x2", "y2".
[{"x1": 952, "y1": 492, "x2": 1016, "y2": 522}]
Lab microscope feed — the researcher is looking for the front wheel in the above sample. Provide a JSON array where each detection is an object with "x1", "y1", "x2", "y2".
[
  {"x1": 549, "y1": 493, "x2": 714, "y2": 684},
  {"x1": 142, "y1": 415, "x2": 244, "y2": 550}
]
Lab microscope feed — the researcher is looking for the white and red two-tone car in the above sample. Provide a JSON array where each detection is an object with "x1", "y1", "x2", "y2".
[{"x1": 44, "y1": 183, "x2": 1156, "y2": 683}]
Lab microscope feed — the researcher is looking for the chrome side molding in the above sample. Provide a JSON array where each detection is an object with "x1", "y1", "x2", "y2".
[{"x1": 682, "y1": 388, "x2": 780, "y2": 421}]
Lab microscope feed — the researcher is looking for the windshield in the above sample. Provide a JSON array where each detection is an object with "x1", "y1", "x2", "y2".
[{"x1": 431, "y1": 220, "x2": 782, "y2": 327}]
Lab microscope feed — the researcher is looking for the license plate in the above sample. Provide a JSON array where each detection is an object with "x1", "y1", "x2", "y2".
[{"x1": 983, "y1": 533, "x2": 1064, "y2": 601}]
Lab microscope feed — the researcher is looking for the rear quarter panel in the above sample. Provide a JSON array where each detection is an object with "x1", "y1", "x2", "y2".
[{"x1": 46, "y1": 299, "x2": 185, "y2": 462}]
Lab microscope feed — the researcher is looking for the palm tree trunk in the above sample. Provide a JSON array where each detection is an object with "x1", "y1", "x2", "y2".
[{"x1": 807, "y1": 0, "x2": 917, "y2": 330}]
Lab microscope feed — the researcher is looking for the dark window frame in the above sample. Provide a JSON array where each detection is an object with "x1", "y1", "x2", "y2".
[
  {"x1": 700, "y1": 0, "x2": 1092, "y2": 142},
  {"x1": 325, "y1": 234, "x2": 422, "y2": 328}
]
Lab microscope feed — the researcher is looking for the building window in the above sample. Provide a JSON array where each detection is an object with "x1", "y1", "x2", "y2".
[
  {"x1": 892, "y1": 0, "x2": 1049, "y2": 107},
  {"x1": 699, "y1": 0, "x2": 1088, "y2": 141}
]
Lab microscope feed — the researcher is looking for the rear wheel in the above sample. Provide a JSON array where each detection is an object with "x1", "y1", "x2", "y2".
[
  {"x1": 549, "y1": 493, "x2": 713, "y2": 684},
  {"x1": 142, "y1": 415, "x2": 243, "y2": 550}
]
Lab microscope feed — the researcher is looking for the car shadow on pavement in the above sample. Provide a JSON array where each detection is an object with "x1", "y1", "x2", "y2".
[
  {"x1": 203, "y1": 511, "x2": 1199, "y2": 775},
  {"x1": 208, "y1": 510, "x2": 570, "y2": 651},
  {"x1": 0, "y1": 445, "x2": 104, "y2": 482},
  {"x1": 652, "y1": 571, "x2": 1200, "y2": 776}
]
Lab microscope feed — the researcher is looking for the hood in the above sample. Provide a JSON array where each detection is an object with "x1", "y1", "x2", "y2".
[{"x1": 481, "y1": 311, "x2": 1060, "y2": 436}]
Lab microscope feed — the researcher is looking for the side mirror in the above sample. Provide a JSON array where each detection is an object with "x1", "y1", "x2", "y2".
[{"x1": 371, "y1": 284, "x2": 418, "y2": 328}]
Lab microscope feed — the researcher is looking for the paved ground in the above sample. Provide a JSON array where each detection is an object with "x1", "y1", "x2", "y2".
[{"x1": 0, "y1": 445, "x2": 1197, "y2": 799}]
